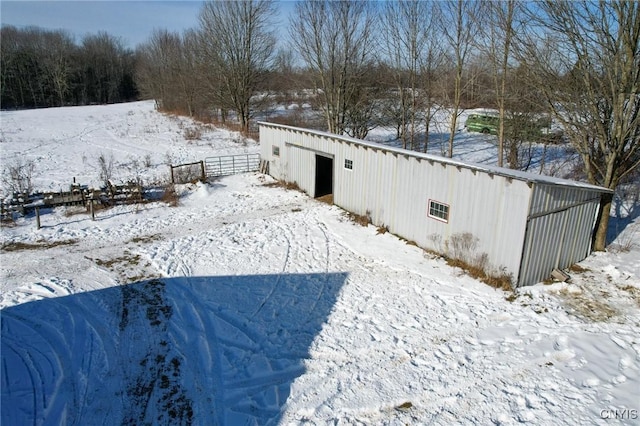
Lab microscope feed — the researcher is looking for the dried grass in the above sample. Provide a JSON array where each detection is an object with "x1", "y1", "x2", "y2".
[
  {"x1": 446, "y1": 257, "x2": 513, "y2": 291},
  {"x1": 262, "y1": 180, "x2": 303, "y2": 192},
  {"x1": 620, "y1": 285, "x2": 640, "y2": 308},
  {"x1": 316, "y1": 194, "x2": 334, "y2": 205},
  {"x1": 346, "y1": 211, "x2": 371, "y2": 227},
  {"x1": 569, "y1": 263, "x2": 590, "y2": 273},
  {"x1": 557, "y1": 287, "x2": 619, "y2": 322},
  {"x1": 443, "y1": 232, "x2": 513, "y2": 291},
  {"x1": 1, "y1": 239, "x2": 78, "y2": 252}
]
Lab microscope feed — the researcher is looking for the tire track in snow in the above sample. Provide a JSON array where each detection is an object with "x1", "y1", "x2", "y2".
[
  {"x1": 2, "y1": 334, "x2": 49, "y2": 424},
  {"x1": 165, "y1": 279, "x2": 307, "y2": 424},
  {"x1": 281, "y1": 232, "x2": 292, "y2": 273},
  {"x1": 4, "y1": 278, "x2": 75, "y2": 307},
  {"x1": 297, "y1": 218, "x2": 336, "y2": 327},
  {"x1": 252, "y1": 224, "x2": 292, "y2": 317},
  {"x1": 317, "y1": 221, "x2": 331, "y2": 273},
  {"x1": 1, "y1": 306, "x2": 79, "y2": 425},
  {"x1": 164, "y1": 282, "x2": 223, "y2": 424}
]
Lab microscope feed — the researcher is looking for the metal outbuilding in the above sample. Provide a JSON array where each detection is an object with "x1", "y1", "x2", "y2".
[{"x1": 259, "y1": 122, "x2": 613, "y2": 287}]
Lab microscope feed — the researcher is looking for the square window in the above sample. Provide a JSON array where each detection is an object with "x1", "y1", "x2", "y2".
[
  {"x1": 428, "y1": 200, "x2": 449, "y2": 222},
  {"x1": 272, "y1": 145, "x2": 280, "y2": 157},
  {"x1": 344, "y1": 159, "x2": 353, "y2": 170}
]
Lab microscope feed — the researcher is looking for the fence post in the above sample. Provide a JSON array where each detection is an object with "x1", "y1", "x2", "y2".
[
  {"x1": 36, "y1": 207, "x2": 41, "y2": 229},
  {"x1": 200, "y1": 160, "x2": 206, "y2": 181},
  {"x1": 170, "y1": 165, "x2": 175, "y2": 184},
  {"x1": 90, "y1": 201, "x2": 95, "y2": 221}
]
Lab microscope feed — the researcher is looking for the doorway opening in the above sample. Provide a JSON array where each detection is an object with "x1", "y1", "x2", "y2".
[{"x1": 315, "y1": 154, "x2": 333, "y2": 198}]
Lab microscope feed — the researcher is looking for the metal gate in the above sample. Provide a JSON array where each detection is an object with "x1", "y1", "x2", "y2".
[{"x1": 204, "y1": 154, "x2": 261, "y2": 178}]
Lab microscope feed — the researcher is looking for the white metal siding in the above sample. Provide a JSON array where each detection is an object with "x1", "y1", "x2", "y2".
[
  {"x1": 261, "y1": 124, "x2": 530, "y2": 282},
  {"x1": 336, "y1": 150, "x2": 532, "y2": 282}
]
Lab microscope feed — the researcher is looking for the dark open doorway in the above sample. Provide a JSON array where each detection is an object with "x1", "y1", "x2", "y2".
[{"x1": 315, "y1": 154, "x2": 333, "y2": 198}]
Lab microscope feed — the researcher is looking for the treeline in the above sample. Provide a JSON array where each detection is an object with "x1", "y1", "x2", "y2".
[{"x1": 1, "y1": 26, "x2": 138, "y2": 109}]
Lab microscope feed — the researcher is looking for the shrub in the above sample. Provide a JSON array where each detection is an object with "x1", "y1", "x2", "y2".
[
  {"x1": 97, "y1": 153, "x2": 114, "y2": 187},
  {"x1": 444, "y1": 232, "x2": 513, "y2": 291},
  {"x1": 2, "y1": 159, "x2": 35, "y2": 194},
  {"x1": 161, "y1": 184, "x2": 179, "y2": 207},
  {"x1": 446, "y1": 232, "x2": 478, "y2": 265},
  {"x1": 183, "y1": 126, "x2": 202, "y2": 140}
]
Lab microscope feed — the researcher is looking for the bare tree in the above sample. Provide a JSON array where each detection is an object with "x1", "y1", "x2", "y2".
[
  {"x1": 484, "y1": 0, "x2": 519, "y2": 167},
  {"x1": 290, "y1": 0, "x2": 377, "y2": 136},
  {"x1": 343, "y1": 62, "x2": 385, "y2": 139},
  {"x1": 198, "y1": 0, "x2": 277, "y2": 132},
  {"x1": 381, "y1": 0, "x2": 433, "y2": 150},
  {"x1": 40, "y1": 30, "x2": 75, "y2": 107},
  {"x1": 440, "y1": 0, "x2": 482, "y2": 158},
  {"x1": 519, "y1": 0, "x2": 640, "y2": 251},
  {"x1": 179, "y1": 29, "x2": 208, "y2": 118},
  {"x1": 137, "y1": 29, "x2": 206, "y2": 117},
  {"x1": 136, "y1": 29, "x2": 182, "y2": 111},
  {"x1": 419, "y1": 6, "x2": 447, "y2": 153},
  {"x1": 268, "y1": 48, "x2": 299, "y2": 103}
]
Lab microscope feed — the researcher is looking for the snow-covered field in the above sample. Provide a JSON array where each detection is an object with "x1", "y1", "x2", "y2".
[{"x1": 1, "y1": 101, "x2": 639, "y2": 425}]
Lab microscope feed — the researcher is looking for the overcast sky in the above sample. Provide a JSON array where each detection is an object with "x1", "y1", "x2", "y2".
[{"x1": 1, "y1": 1, "x2": 295, "y2": 49}]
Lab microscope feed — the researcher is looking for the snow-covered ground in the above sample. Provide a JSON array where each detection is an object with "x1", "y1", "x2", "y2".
[
  {"x1": 0, "y1": 101, "x2": 256, "y2": 193},
  {"x1": 1, "y1": 101, "x2": 639, "y2": 425}
]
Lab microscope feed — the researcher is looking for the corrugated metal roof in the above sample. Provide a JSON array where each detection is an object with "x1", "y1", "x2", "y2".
[
  {"x1": 529, "y1": 183, "x2": 602, "y2": 217},
  {"x1": 258, "y1": 122, "x2": 613, "y2": 194}
]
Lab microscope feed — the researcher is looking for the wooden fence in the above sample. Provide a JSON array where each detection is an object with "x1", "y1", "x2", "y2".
[
  {"x1": 170, "y1": 161, "x2": 206, "y2": 184},
  {"x1": 1, "y1": 180, "x2": 143, "y2": 223}
]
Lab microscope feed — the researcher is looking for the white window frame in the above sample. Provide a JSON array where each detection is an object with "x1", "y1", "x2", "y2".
[
  {"x1": 272, "y1": 145, "x2": 280, "y2": 157},
  {"x1": 344, "y1": 159, "x2": 353, "y2": 170},
  {"x1": 428, "y1": 199, "x2": 449, "y2": 223}
]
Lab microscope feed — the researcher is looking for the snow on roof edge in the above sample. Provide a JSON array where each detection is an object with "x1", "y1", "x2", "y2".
[{"x1": 258, "y1": 121, "x2": 613, "y2": 194}]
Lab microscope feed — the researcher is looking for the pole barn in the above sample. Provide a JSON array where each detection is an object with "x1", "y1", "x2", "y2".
[{"x1": 259, "y1": 122, "x2": 612, "y2": 287}]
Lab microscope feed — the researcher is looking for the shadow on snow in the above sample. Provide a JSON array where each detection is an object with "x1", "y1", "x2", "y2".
[
  {"x1": 607, "y1": 191, "x2": 640, "y2": 245},
  {"x1": 1, "y1": 272, "x2": 348, "y2": 425}
]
